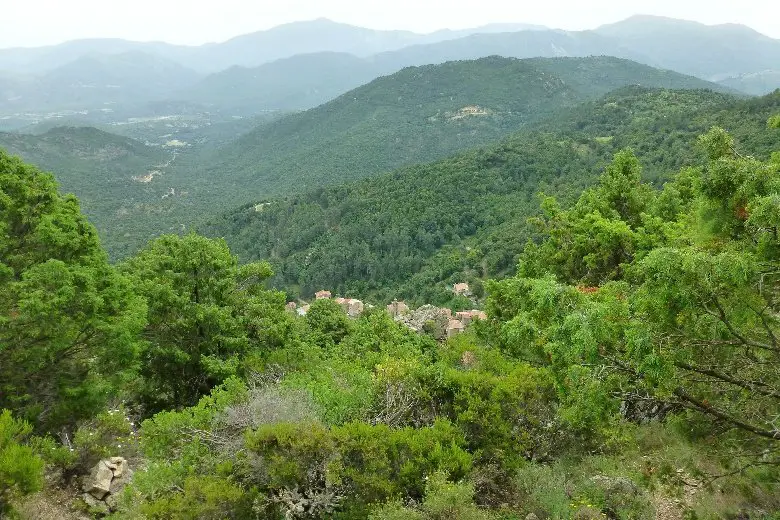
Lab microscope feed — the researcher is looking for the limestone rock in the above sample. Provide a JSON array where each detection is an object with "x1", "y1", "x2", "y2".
[
  {"x1": 84, "y1": 460, "x2": 114, "y2": 500},
  {"x1": 81, "y1": 456, "x2": 133, "y2": 512},
  {"x1": 110, "y1": 457, "x2": 128, "y2": 478}
]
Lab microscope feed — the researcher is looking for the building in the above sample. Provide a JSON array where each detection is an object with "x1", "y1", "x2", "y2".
[
  {"x1": 453, "y1": 283, "x2": 471, "y2": 297},
  {"x1": 296, "y1": 304, "x2": 311, "y2": 316},
  {"x1": 387, "y1": 300, "x2": 410, "y2": 318},
  {"x1": 286, "y1": 301, "x2": 297, "y2": 313},
  {"x1": 315, "y1": 290, "x2": 332, "y2": 300},
  {"x1": 347, "y1": 299, "x2": 364, "y2": 318},
  {"x1": 456, "y1": 311, "x2": 473, "y2": 326},
  {"x1": 447, "y1": 319, "x2": 466, "y2": 338},
  {"x1": 470, "y1": 310, "x2": 487, "y2": 322}
]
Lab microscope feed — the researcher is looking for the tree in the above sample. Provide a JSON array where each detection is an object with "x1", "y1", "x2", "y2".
[
  {"x1": 0, "y1": 150, "x2": 146, "y2": 431},
  {"x1": 122, "y1": 233, "x2": 273, "y2": 413},
  {"x1": 487, "y1": 131, "x2": 780, "y2": 456},
  {"x1": 520, "y1": 150, "x2": 661, "y2": 285}
]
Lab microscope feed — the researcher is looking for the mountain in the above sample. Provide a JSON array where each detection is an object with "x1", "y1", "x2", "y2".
[
  {"x1": 594, "y1": 15, "x2": 780, "y2": 80},
  {"x1": 0, "y1": 57, "x2": 740, "y2": 261},
  {"x1": 0, "y1": 18, "x2": 549, "y2": 75},
  {"x1": 198, "y1": 56, "x2": 731, "y2": 200},
  {"x1": 719, "y1": 70, "x2": 780, "y2": 95},
  {"x1": 0, "y1": 52, "x2": 202, "y2": 113},
  {"x1": 202, "y1": 88, "x2": 780, "y2": 302},
  {"x1": 3, "y1": 15, "x2": 780, "y2": 121},
  {"x1": 179, "y1": 52, "x2": 383, "y2": 114},
  {"x1": 0, "y1": 126, "x2": 170, "y2": 257}
]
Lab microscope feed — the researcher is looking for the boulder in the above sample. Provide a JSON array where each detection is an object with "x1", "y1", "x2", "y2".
[
  {"x1": 84, "y1": 460, "x2": 114, "y2": 500},
  {"x1": 82, "y1": 456, "x2": 133, "y2": 511}
]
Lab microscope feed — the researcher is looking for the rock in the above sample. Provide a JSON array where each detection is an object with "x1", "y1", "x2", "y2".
[
  {"x1": 82, "y1": 492, "x2": 110, "y2": 515},
  {"x1": 525, "y1": 514, "x2": 540, "y2": 520},
  {"x1": 81, "y1": 456, "x2": 133, "y2": 511},
  {"x1": 590, "y1": 475, "x2": 639, "y2": 498},
  {"x1": 110, "y1": 457, "x2": 128, "y2": 478},
  {"x1": 105, "y1": 493, "x2": 120, "y2": 511},
  {"x1": 84, "y1": 460, "x2": 114, "y2": 500},
  {"x1": 109, "y1": 464, "x2": 133, "y2": 496}
]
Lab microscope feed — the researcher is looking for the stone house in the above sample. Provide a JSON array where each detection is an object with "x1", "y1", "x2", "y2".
[
  {"x1": 387, "y1": 300, "x2": 410, "y2": 318},
  {"x1": 447, "y1": 319, "x2": 466, "y2": 338},
  {"x1": 315, "y1": 290, "x2": 332, "y2": 299},
  {"x1": 456, "y1": 311, "x2": 473, "y2": 326},
  {"x1": 470, "y1": 310, "x2": 487, "y2": 321},
  {"x1": 453, "y1": 283, "x2": 471, "y2": 296},
  {"x1": 347, "y1": 299, "x2": 364, "y2": 317}
]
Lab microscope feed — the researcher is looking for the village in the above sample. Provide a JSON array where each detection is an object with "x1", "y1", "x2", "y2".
[{"x1": 286, "y1": 283, "x2": 487, "y2": 340}]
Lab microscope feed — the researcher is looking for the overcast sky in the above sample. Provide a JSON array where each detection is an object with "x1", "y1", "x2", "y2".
[{"x1": 2, "y1": 0, "x2": 777, "y2": 48}]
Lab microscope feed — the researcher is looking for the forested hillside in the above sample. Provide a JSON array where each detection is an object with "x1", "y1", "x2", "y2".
[
  {"x1": 204, "y1": 89, "x2": 780, "y2": 305},
  {"x1": 0, "y1": 127, "x2": 172, "y2": 257},
  {"x1": 198, "y1": 56, "x2": 728, "y2": 199},
  {"x1": 2, "y1": 111, "x2": 778, "y2": 519},
  {"x1": 0, "y1": 56, "x2": 728, "y2": 261}
]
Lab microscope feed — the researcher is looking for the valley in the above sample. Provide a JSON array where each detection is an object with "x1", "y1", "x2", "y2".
[{"x1": 1, "y1": 11, "x2": 780, "y2": 520}]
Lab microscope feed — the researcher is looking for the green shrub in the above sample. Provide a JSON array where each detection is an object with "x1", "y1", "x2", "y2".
[
  {"x1": 0, "y1": 410, "x2": 44, "y2": 515},
  {"x1": 370, "y1": 471, "x2": 495, "y2": 520},
  {"x1": 247, "y1": 419, "x2": 472, "y2": 513}
]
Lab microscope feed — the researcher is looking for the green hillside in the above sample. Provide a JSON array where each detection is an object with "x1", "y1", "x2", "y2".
[
  {"x1": 720, "y1": 71, "x2": 780, "y2": 95},
  {"x1": 0, "y1": 126, "x2": 171, "y2": 257},
  {"x1": 0, "y1": 57, "x2": 736, "y2": 261},
  {"x1": 594, "y1": 15, "x2": 780, "y2": 80},
  {"x1": 203, "y1": 88, "x2": 780, "y2": 304},
  {"x1": 198, "y1": 56, "x2": 729, "y2": 200}
]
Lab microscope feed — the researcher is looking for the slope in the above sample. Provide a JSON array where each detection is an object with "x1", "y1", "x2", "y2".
[
  {"x1": 720, "y1": 71, "x2": 780, "y2": 96},
  {"x1": 0, "y1": 52, "x2": 203, "y2": 114},
  {"x1": 0, "y1": 126, "x2": 171, "y2": 257},
  {"x1": 179, "y1": 52, "x2": 384, "y2": 114},
  {"x1": 199, "y1": 56, "x2": 729, "y2": 202},
  {"x1": 202, "y1": 88, "x2": 780, "y2": 304},
  {"x1": 594, "y1": 15, "x2": 780, "y2": 81}
]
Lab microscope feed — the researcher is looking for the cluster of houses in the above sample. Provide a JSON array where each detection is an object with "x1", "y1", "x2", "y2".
[{"x1": 287, "y1": 284, "x2": 486, "y2": 340}]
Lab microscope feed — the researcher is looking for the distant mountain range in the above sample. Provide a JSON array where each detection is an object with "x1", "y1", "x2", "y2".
[
  {"x1": 1, "y1": 15, "x2": 778, "y2": 120},
  {"x1": 0, "y1": 18, "x2": 549, "y2": 74}
]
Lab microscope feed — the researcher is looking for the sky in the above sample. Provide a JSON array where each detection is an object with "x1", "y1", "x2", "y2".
[{"x1": 1, "y1": 0, "x2": 778, "y2": 48}]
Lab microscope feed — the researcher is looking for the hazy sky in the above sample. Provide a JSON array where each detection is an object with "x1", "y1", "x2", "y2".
[{"x1": 2, "y1": 0, "x2": 778, "y2": 48}]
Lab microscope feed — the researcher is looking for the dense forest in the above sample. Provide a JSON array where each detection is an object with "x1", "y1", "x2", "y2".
[
  {"x1": 1, "y1": 103, "x2": 779, "y2": 519},
  {"x1": 203, "y1": 88, "x2": 780, "y2": 305},
  {"x1": 0, "y1": 57, "x2": 732, "y2": 262}
]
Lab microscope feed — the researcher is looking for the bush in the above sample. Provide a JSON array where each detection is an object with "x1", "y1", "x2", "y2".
[
  {"x1": 70, "y1": 406, "x2": 139, "y2": 471},
  {"x1": 369, "y1": 471, "x2": 495, "y2": 520},
  {"x1": 0, "y1": 410, "x2": 44, "y2": 515},
  {"x1": 246, "y1": 419, "x2": 472, "y2": 515}
]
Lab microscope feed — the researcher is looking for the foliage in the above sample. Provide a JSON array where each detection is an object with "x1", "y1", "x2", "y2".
[
  {"x1": 204, "y1": 89, "x2": 780, "y2": 304},
  {"x1": 487, "y1": 126, "x2": 780, "y2": 464},
  {"x1": 121, "y1": 233, "x2": 275, "y2": 413},
  {"x1": 369, "y1": 471, "x2": 495, "y2": 520},
  {"x1": 0, "y1": 149, "x2": 146, "y2": 432},
  {"x1": 0, "y1": 410, "x2": 44, "y2": 516}
]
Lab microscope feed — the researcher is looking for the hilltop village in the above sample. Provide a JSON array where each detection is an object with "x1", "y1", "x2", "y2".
[{"x1": 287, "y1": 284, "x2": 486, "y2": 339}]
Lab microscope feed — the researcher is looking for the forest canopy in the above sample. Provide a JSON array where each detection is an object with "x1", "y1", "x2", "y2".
[{"x1": 1, "y1": 106, "x2": 779, "y2": 518}]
